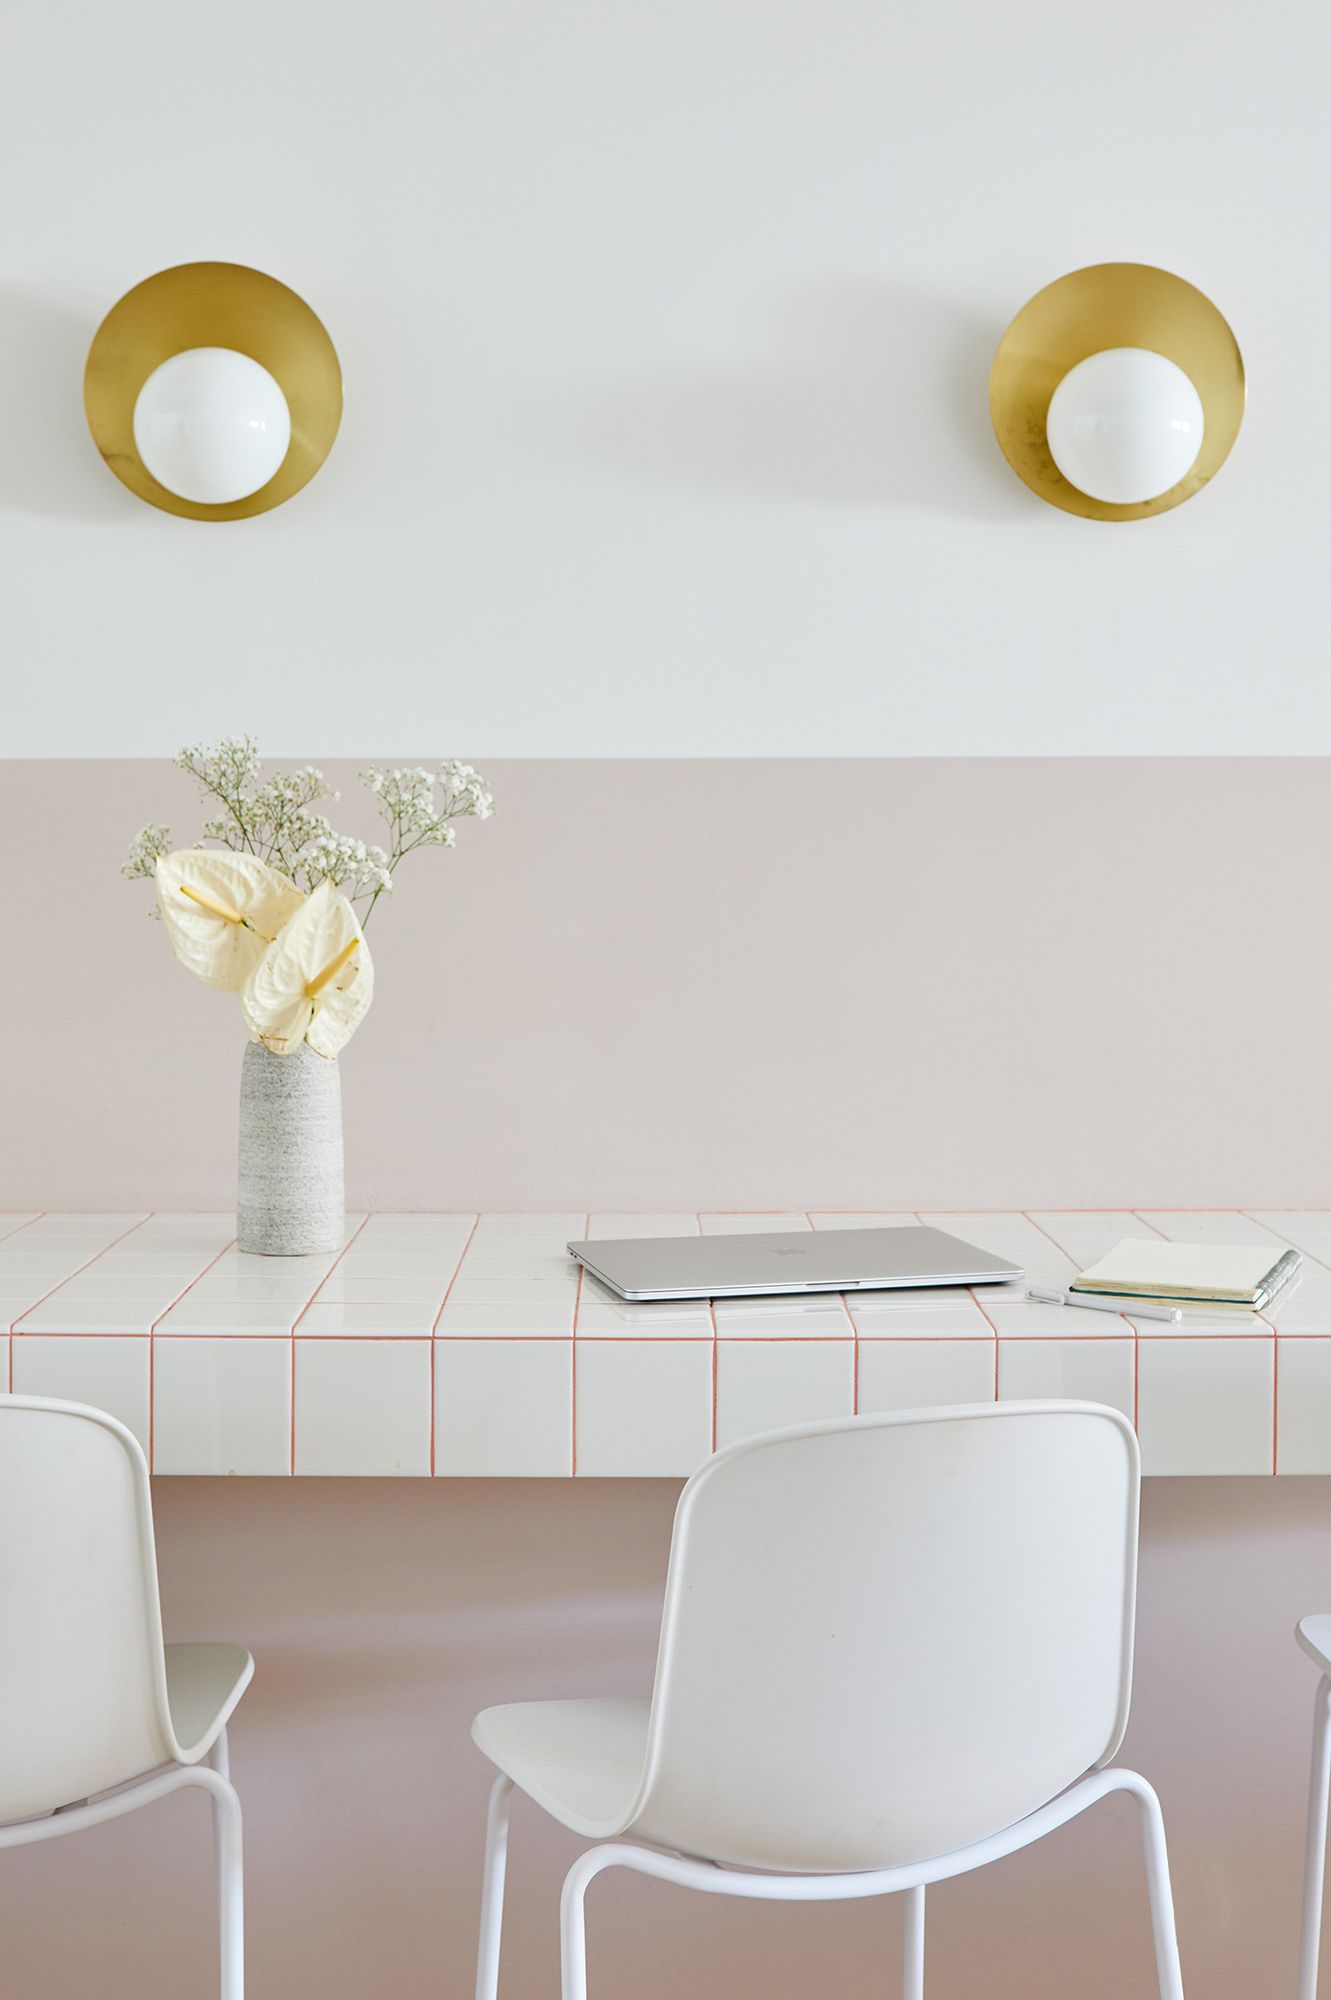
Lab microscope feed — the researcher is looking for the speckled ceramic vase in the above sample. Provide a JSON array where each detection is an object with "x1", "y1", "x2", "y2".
[{"x1": 237, "y1": 1042, "x2": 344, "y2": 1255}]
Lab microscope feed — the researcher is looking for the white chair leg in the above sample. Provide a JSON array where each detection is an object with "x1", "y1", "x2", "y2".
[
  {"x1": 903, "y1": 1882, "x2": 925, "y2": 2000},
  {"x1": 209, "y1": 1725, "x2": 230, "y2": 1781},
  {"x1": 209, "y1": 1772, "x2": 244, "y2": 2000},
  {"x1": 476, "y1": 1775, "x2": 514, "y2": 2000},
  {"x1": 1132, "y1": 1778, "x2": 1184, "y2": 2000},
  {"x1": 1300, "y1": 1676, "x2": 1331, "y2": 2000}
]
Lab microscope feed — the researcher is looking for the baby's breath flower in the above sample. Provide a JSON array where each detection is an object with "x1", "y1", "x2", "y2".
[{"x1": 126, "y1": 737, "x2": 493, "y2": 926}]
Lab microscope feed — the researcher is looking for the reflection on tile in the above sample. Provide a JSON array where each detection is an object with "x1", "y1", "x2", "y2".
[
  {"x1": 1136, "y1": 1338, "x2": 1274, "y2": 1476},
  {"x1": 715, "y1": 1341, "x2": 853, "y2": 1451},
  {"x1": 1277, "y1": 1340, "x2": 1331, "y2": 1473},
  {"x1": 858, "y1": 1339, "x2": 995, "y2": 1413},
  {"x1": 447, "y1": 1276, "x2": 580, "y2": 1306},
  {"x1": 313, "y1": 1275, "x2": 453, "y2": 1305},
  {"x1": 294, "y1": 1340, "x2": 432, "y2": 1475},
  {"x1": 39, "y1": 1274, "x2": 195, "y2": 1304},
  {"x1": 576, "y1": 1299, "x2": 711, "y2": 1338},
  {"x1": 337, "y1": 1252, "x2": 467, "y2": 1280},
  {"x1": 575, "y1": 1341, "x2": 713, "y2": 1477},
  {"x1": 1264, "y1": 1269, "x2": 1331, "y2": 1334},
  {"x1": 357, "y1": 1214, "x2": 477, "y2": 1239},
  {"x1": 153, "y1": 1338, "x2": 292, "y2": 1475},
  {"x1": 435, "y1": 1340, "x2": 573, "y2": 1476},
  {"x1": 11, "y1": 1336, "x2": 151, "y2": 1451},
  {"x1": 711, "y1": 1304, "x2": 851, "y2": 1338},
  {"x1": 997, "y1": 1338, "x2": 1134, "y2": 1422},
  {"x1": 1130, "y1": 1306, "x2": 1266, "y2": 1338}
]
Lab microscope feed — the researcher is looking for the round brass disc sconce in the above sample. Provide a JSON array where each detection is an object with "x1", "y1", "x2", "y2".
[
  {"x1": 989, "y1": 264, "x2": 1244, "y2": 521},
  {"x1": 84, "y1": 263, "x2": 342, "y2": 521}
]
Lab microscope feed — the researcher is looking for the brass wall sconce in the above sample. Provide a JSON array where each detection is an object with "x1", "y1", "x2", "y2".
[
  {"x1": 990, "y1": 264, "x2": 1245, "y2": 520},
  {"x1": 84, "y1": 263, "x2": 342, "y2": 521}
]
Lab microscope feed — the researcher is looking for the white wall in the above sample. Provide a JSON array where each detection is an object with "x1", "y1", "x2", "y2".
[{"x1": 3, "y1": 0, "x2": 1327, "y2": 759}]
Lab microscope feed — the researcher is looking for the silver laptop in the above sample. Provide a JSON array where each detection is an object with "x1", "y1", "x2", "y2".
[{"x1": 567, "y1": 1225, "x2": 1022, "y2": 1302}]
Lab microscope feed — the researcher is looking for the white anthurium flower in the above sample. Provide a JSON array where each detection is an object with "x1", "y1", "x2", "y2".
[
  {"x1": 155, "y1": 849, "x2": 305, "y2": 992},
  {"x1": 241, "y1": 880, "x2": 374, "y2": 1059}
]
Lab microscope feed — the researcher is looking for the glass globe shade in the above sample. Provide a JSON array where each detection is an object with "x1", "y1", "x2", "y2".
[
  {"x1": 1045, "y1": 347, "x2": 1205, "y2": 505},
  {"x1": 132, "y1": 347, "x2": 292, "y2": 505}
]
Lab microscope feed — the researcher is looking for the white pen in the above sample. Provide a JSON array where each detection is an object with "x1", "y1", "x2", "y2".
[{"x1": 1027, "y1": 1285, "x2": 1183, "y2": 1324}]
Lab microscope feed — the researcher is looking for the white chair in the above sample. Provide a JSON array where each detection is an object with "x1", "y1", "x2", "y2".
[
  {"x1": 1294, "y1": 1614, "x2": 1331, "y2": 2000},
  {"x1": 471, "y1": 1399, "x2": 1185, "y2": 2000},
  {"x1": 0, "y1": 1394, "x2": 253, "y2": 1999}
]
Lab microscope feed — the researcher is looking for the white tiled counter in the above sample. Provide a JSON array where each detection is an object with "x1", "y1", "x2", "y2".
[{"x1": 2, "y1": 1208, "x2": 1329, "y2": 1477}]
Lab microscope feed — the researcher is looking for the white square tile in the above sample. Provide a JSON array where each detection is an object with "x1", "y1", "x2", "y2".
[
  {"x1": 587, "y1": 1214, "x2": 701, "y2": 1239},
  {"x1": 699, "y1": 1213, "x2": 811, "y2": 1234},
  {"x1": 336, "y1": 1251, "x2": 468, "y2": 1279},
  {"x1": 0, "y1": 1214, "x2": 41, "y2": 1242},
  {"x1": 15, "y1": 1299, "x2": 161, "y2": 1334},
  {"x1": 311, "y1": 1274, "x2": 451, "y2": 1305},
  {"x1": 0, "y1": 1258, "x2": 86, "y2": 1284},
  {"x1": 981, "y1": 1299, "x2": 1134, "y2": 1337},
  {"x1": 470, "y1": 1213, "x2": 588, "y2": 1239},
  {"x1": 153, "y1": 1298, "x2": 299, "y2": 1335},
  {"x1": 1025, "y1": 1212, "x2": 1143, "y2": 1255},
  {"x1": 435, "y1": 1340, "x2": 573, "y2": 1476},
  {"x1": 997, "y1": 1339, "x2": 1135, "y2": 1423},
  {"x1": 1134, "y1": 1212, "x2": 1289, "y2": 1247},
  {"x1": 83, "y1": 1252, "x2": 218, "y2": 1278},
  {"x1": 294, "y1": 1340, "x2": 432, "y2": 1475},
  {"x1": 40, "y1": 1273, "x2": 194, "y2": 1304},
  {"x1": 184, "y1": 1252, "x2": 337, "y2": 1303},
  {"x1": 11, "y1": 1336, "x2": 151, "y2": 1451},
  {"x1": 848, "y1": 1304, "x2": 994, "y2": 1338},
  {"x1": 0, "y1": 1299, "x2": 43, "y2": 1332},
  {"x1": 297, "y1": 1302, "x2": 440, "y2": 1336},
  {"x1": 711, "y1": 1303, "x2": 851, "y2": 1338},
  {"x1": 152, "y1": 1338, "x2": 292, "y2": 1475},
  {"x1": 436, "y1": 1301, "x2": 576, "y2": 1336},
  {"x1": 1276, "y1": 1340, "x2": 1331, "y2": 1474},
  {"x1": 1136, "y1": 1338, "x2": 1274, "y2": 1475},
  {"x1": 1131, "y1": 1307, "x2": 1266, "y2": 1337},
  {"x1": 356, "y1": 1214, "x2": 477, "y2": 1239},
  {"x1": 857, "y1": 1339, "x2": 996, "y2": 1413},
  {"x1": 808, "y1": 1213, "x2": 921, "y2": 1229},
  {"x1": 19, "y1": 1214, "x2": 148, "y2": 1240},
  {"x1": 446, "y1": 1276, "x2": 581, "y2": 1306},
  {"x1": 130, "y1": 1213, "x2": 235, "y2": 1241},
  {"x1": 715, "y1": 1341, "x2": 854, "y2": 1451},
  {"x1": 1247, "y1": 1215, "x2": 1331, "y2": 1267},
  {"x1": 574, "y1": 1341, "x2": 713, "y2": 1476},
  {"x1": 1260, "y1": 1268, "x2": 1331, "y2": 1334},
  {"x1": 457, "y1": 1253, "x2": 582, "y2": 1278}
]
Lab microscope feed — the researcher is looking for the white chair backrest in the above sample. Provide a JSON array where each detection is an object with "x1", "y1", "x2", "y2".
[
  {"x1": 632, "y1": 1400, "x2": 1139, "y2": 1873},
  {"x1": 0, "y1": 1396, "x2": 177, "y2": 1821}
]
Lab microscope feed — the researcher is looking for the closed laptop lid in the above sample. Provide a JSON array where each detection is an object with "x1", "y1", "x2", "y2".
[{"x1": 568, "y1": 1225, "x2": 1022, "y2": 1301}]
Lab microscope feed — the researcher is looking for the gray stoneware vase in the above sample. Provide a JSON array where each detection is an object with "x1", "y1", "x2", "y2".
[{"x1": 237, "y1": 1042, "x2": 344, "y2": 1256}]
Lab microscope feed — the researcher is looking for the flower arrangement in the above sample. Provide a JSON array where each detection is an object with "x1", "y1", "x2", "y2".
[{"x1": 125, "y1": 736, "x2": 493, "y2": 1058}]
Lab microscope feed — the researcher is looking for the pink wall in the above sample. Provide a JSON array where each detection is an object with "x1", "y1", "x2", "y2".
[
  {"x1": 0, "y1": 1473, "x2": 1324, "y2": 2000},
  {"x1": 4, "y1": 755, "x2": 1330, "y2": 1213}
]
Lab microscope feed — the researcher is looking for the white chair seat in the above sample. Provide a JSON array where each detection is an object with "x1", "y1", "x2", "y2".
[
  {"x1": 472, "y1": 1697, "x2": 649, "y2": 1838},
  {"x1": 1298, "y1": 1615, "x2": 1331, "y2": 1678},
  {"x1": 165, "y1": 1643, "x2": 255, "y2": 1762}
]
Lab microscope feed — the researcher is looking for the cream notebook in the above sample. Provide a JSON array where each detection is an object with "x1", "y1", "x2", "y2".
[{"x1": 1070, "y1": 1239, "x2": 1301, "y2": 1308}]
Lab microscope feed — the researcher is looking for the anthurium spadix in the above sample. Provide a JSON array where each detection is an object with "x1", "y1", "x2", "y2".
[
  {"x1": 242, "y1": 880, "x2": 374, "y2": 1058},
  {"x1": 155, "y1": 850, "x2": 305, "y2": 992}
]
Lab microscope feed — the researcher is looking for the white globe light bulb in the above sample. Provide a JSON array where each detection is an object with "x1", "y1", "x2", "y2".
[
  {"x1": 1045, "y1": 347, "x2": 1205, "y2": 505},
  {"x1": 132, "y1": 347, "x2": 292, "y2": 505}
]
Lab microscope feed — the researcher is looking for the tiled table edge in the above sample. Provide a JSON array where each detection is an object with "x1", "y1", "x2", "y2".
[{"x1": 1, "y1": 1209, "x2": 1326, "y2": 1476}]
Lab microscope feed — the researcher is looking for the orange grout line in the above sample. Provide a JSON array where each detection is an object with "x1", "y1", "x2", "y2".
[{"x1": 427, "y1": 1216, "x2": 482, "y2": 1476}]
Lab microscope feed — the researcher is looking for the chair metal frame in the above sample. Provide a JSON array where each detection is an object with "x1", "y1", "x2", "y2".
[
  {"x1": 0, "y1": 1730, "x2": 243, "y2": 2000},
  {"x1": 1297, "y1": 1616, "x2": 1331, "y2": 2000},
  {"x1": 477, "y1": 1763, "x2": 1184, "y2": 2000}
]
